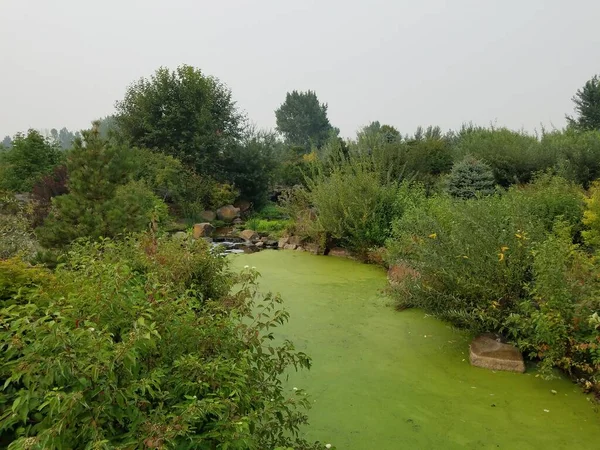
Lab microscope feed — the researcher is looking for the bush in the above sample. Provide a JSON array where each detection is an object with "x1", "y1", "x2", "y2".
[
  {"x1": 0, "y1": 235, "x2": 320, "y2": 449},
  {"x1": 245, "y1": 218, "x2": 290, "y2": 237},
  {"x1": 582, "y1": 181, "x2": 600, "y2": 247},
  {"x1": 446, "y1": 155, "x2": 496, "y2": 199},
  {"x1": 30, "y1": 165, "x2": 69, "y2": 227},
  {"x1": 0, "y1": 193, "x2": 37, "y2": 260}
]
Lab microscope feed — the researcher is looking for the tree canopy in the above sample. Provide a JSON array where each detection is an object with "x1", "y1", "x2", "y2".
[
  {"x1": 567, "y1": 74, "x2": 600, "y2": 131},
  {"x1": 115, "y1": 65, "x2": 245, "y2": 178},
  {"x1": 275, "y1": 90, "x2": 337, "y2": 150}
]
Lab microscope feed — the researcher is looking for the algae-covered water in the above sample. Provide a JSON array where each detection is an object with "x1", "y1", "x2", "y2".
[{"x1": 232, "y1": 250, "x2": 600, "y2": 449}]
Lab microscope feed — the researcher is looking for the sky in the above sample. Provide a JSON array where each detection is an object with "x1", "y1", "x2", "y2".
[{"x1": 1, "y1": 0, "x2": 599, "y2": 139}]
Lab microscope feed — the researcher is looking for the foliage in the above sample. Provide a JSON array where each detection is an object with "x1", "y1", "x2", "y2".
[
  {"x1": 275, "y1": 90, "x2": 337, "y2": 150},
  {"x1": 567, "y1": 74, "x2": 600, "y2": 131},
  {"x1": 0, "y1": 235, "x2": 320, "y2": 449},
  {"x1": 36, "y1": 124, "x2": 168, "y2": 248},
  {"x1": 48, "y1": 127, "x2": 81, "y2": 150},
  {"x1": 582, "y1": 181, "x2": 600, "y2": 248},
  {"x1": 453, "y1": 127, "x2": 548, "y2": 186},
  {"x1": 446, "y1": 155, "x2": 496, "y2": 199},
  {"x1": 115, "y1": 65, "x2": 245, "y2": 178},
  {"x1": 30, "y1": 165, "x2": 68, "y2": 228},
  {"x1": 0, "y1": 258, "x2": 53, "y2": 306},
  {"x1": 245, "y1": 218, "x2": 290, "y2": 237},
  {"x1": 0, "y1": 130, "x2": 63, "y2": 192},
  {"x1": 222, "y1": 130, "x2": 280, "y2": 207},
  {"x1": 544, "y1": 129, "x2": 600, "y2": 189},
  {"x1": 0, "y1": 193, "x2": 37, "y2": 261},
  {"x1": 253, "y1": 203, "x2": 288, "y2": 220}
]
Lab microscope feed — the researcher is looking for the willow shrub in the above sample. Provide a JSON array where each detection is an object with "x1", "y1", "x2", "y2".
[
  {"x1": 387, "y1": 175, "x2": 600, "y2": 384},
  {"x1": 0, "y1": 234, "x2": 320, "y2": 449}
]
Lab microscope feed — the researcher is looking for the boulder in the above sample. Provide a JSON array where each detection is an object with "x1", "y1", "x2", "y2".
[
  {"x1": 200, "y1": 210, "x2": 216, "y2": 222},
  {"x1": 255, "y1": 241, "x2": 265, "y2": 248},
  {"x1": 260, "y1": 236, "x2": 269, "y2": 243},
  {"x1": 266, "y1": 240, "x2": 278, "y2": 248},
  {"x1": 328, "y1": 247, "x2": 351, "y2": 258},
  {"x1": 278, "y1": 237, "x2": 290, "y2": 248},
  {"x1": 288, "y1": 235, "x2": 303, "y2": 246},
  {"x1": 232, "y1": 218, "x2": 243, "y2": 225},
  {"x1": 234, "y1": 199, "x2": 252, "y2": 213},
  {"x1": 283, "y1": 243, "x2": 298, "y2": 250},
  {"x1": 216, "y1": 205, "x2": 240, "y2": 222},
  {"x1": 193, "y1": 223, "x2": 215, "y2": 239},
  {"x1": 469, "y1": 334, "x2": 525, "y2": 373},
  {"x1": 303, "y1": 243, "x2": 322, "y2": 255},
  {"x1": 240, "y1": 229, "x2": 259, "y2": 242}
]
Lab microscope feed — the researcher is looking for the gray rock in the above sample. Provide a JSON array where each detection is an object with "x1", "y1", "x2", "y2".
[
  {"x1": 193, "y1": 223, "x2": 215, "y2": 238},
  {"x1": 216, "y1": 205, "x2": 240, "y2": 222},
  {"x1": 283, "y1": 243, "x2": 298, "y2": 250}
]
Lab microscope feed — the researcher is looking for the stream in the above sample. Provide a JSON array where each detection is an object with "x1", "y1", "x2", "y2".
[{"x1": 232, "y1": 250, "x2": 600, "y2": 449}]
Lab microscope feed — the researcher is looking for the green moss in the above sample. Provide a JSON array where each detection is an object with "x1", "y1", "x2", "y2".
[{"x1": 232, "y1": 251, "x2": 600, "y2": 450}]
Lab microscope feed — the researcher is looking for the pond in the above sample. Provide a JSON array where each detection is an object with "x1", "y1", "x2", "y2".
[{"x1": 232, "y1": 250, "x2": 600, "y2": 449}]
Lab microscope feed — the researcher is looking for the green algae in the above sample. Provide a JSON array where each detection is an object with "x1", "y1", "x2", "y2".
[{"x1": 232, "y1": 250, "x2": 600, "y2": 449}]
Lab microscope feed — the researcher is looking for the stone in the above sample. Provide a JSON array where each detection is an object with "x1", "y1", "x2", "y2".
[
  {"x1": 173, "y1": 231, "x2": 188, "y2": 240},
  {"x1": 260, "y1": 236, "x2": 269, "y2": 243},
  {"x1": 255, "y1": 241, "x2": 265, "y2": 248},
  {"x1": 387, "y1": 263, "x2": 419, "y2": 285},
  {"x1": 216, "y1": 205, "x2": 240, "y2": 222},
  {"x1": 288, "y1": 235, "x2": 302, "y2": 246},
  {"x1": 240, "y1": 229, "x2": 259, "y2": 242},
  {"x1": 200, "y1": 210, "x2": 216, "y2": 222},
  {"x1": 303, "y1": 243, "x2": 322, "y2": 255},
  {"x1": 278, "y1": 237, "x2": 290, "y2": 248},
  {"x1": 266, "y1": 240, "x2": 278, "y2": 248},
  {"x1": 469, "y1": 334, "x2": 525, "y2": 373},
  {"x1": 193, "y1": 223, "x2": 214, "y2": 239},
  {"x1": 283, "y1": 243, "x2": 298, "y2": 250},
  {"x1": 234, "y1": 199, "x2": 252, "y2": 213},
  {"x1": 232, "y1": 218, "x2": 243, "y2": 225},
  {"x1": 328, "y1": 247, "x2": 351, "y2": 258}
]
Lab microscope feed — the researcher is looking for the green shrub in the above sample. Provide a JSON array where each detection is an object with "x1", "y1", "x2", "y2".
[
  {"x1": 0, "y1": 234, "x2": 320, "y2": 449},
  {"x1": 446, "y1": 155, "x2": 496, "y2": 199},
  {"x1": 245, "y1": 218, "x2": 291, "y2": 237},
  {"x1": 0, "y1": 193, "x2": 37, "y2": 260},
  {"x1": 582, "y1": 181, "x2": 600, "y2": 248}
]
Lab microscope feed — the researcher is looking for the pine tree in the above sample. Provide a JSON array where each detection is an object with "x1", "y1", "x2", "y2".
[
  {"x1": 447, "y1": 156, "x2": 496, "y2": 199},
  {"x1": 567, "y1": 75, "x2": 600, "y2": 131}
]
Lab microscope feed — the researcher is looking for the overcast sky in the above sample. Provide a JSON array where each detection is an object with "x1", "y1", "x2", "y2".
[{"x1": 1, "y1": 0, "x2": 598, "y2": 139}]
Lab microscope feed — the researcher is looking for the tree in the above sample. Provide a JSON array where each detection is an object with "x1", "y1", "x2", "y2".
[
  {"x1": 446, "y1": 155, "x2": 496, "y2": 199},
  {"x1": 275, "y1": 90, "x2": 337, "y2": 150},
  {"x1": 1, "y1": 135, "x2": 12, "y2": 148},
  {"x1": 37, "y1": 122, "x2": 167, "y2": 247},
  {"x1": 0, "y1": 130, "x2": 62, "y2": 192},
  {"x1": 567, "y1": 75, "x2": 600, "y2": 131},
  {"x1": 115, "y1": 65, "x2": 245, "y2": 178}
]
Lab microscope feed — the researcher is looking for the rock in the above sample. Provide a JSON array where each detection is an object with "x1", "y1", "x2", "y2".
[
  {"x1": 216, "y1": 205, "x2": 240, "y2": 222},
  {"x1": 303, "y1": 243, "x2": 322, "y2": 255},
  {"x1": 288, "y1": 235, "x2": 302, "y2": 246},
  {"x1": 193, "y1": 223, "x2": 215, "y2": 239},
  {"x1": 283, "y1": 243, "x2": 298, "y2": 250},
  {"x1": 328, "y1": 247, "x2": 351, "y2": 258},
  {"x1": 173, "y1": 231, "x2": 188, "y2": 240},
  {"x1": 232, "y1": 218, "x2": 243, "y2": 225},
  {"x1": 234, "y1": 199, "x2": 252, "y2": 213},
  {"x1": 200, "y1": 210, "x2": 216, "y2": 222},
  {"x1": 240, "y1": 229, "x2": 259, "y2": 242},
  {"x1": 278, "y1": 237, "x2": 290, "y2": 248},
  {"x1": 260, "y1": 236, "x2": 269, "y2": 243},
  {"x1": 266, "y1": 240, "x2": 278, "y2": 248},
  {"x1": 469, "y1": 334, "x2": 525, "y2": 373},
  {"x1": 255, "y1": 241, "x2": 265, "y2": 248},
  {"x1": 387, "y1": 263, "x2": 419, "y2": 285}
]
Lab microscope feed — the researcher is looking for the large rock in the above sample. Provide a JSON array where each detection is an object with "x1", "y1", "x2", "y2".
[
  {"x1": 278, "y1": 237, "x2": 290, "y2": 248},
  {"x1": 193, "y1": 223, "x2": 215, "y2": 239},
  {"x1": 240, "y1": 229, "x2": 259, "y2": 242},
  {"x1": 288, "y1": 235, "x2": 303, "y2": 246},
  {"x1": 283, "y1": 243, "x2": 298, "y2": 250},
  {"x1": 216, "y1": 205, "x2": 240, "y2": 223},
  {"x1": 200, "y1": 210, "x2": 216, "y2": 222},
  {"x1": 234, "y1": 199, "x2": 252, "y2": 213},
  {"x1": 303, "y1": 243, "x2": 323, "y2": 255},
  {"x1": 328, "y1": 247, "x2": 351, "y2": 258},
  {"x1": 469, "y1": 334, "x2": 525, "y2": 373}
]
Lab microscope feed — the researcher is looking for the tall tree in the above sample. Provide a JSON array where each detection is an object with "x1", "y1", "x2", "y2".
[
  {"x1": 567, "y1": 75, "x2": 600, "y2": 131},
  {"x1": 275, "y1": 90, "x2": 337, "y2": 150},
  {"x1": 0, "y1": 130, "x2": 62, "y2": 192},
  {"x1": 115, "y1": 65, "x2": 245, "y2": 177},
  {"x1": 1, "y1": 135, "x2": 12, "y2": 149}
]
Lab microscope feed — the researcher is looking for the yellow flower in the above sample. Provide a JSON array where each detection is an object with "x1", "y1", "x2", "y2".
[
  {"x1": 428, "y1": 233, "x2": 437, "y2": 239},
  {"x1": 515, "y1": 233, "x2": 523, "y2": 239},
  {"x1": 498, "y1": 253, "x2": 505, "y2": 262},
  {"x1": 463, "y1": 255, "x2": 469, "y2": 259},
  {"x1": 501, "y1": 246, "x2": 509, "y2": 252}
]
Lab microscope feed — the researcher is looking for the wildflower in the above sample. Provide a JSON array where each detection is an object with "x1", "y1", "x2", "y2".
[
  {"x1": 293, "y1": 387, "x2": 298, "y2": 391},
  {"x1": 252, "y1": 266, "x2": 256, "y2": 269},
  {"x1": 498, "y1": 253, "x2": 505, "y2": 262},
  {"x1": 428, "y1": 233, "x2": 437, "y2": 239},
  {"x1": 244, "y1": 265, "x2": 249, "y2": 269},
  {"x1": 501, "y1": 246, "x2": 509, "y2": 252},
  {"x1": 462, "y1": 255, "x2": 468, "y2": 259},
  {"x1": 88, "y1": 327, "x2": 95, "y2": 332},
  {"x1": 325, "y1": 445, "x2": 332, "y2": 449}
]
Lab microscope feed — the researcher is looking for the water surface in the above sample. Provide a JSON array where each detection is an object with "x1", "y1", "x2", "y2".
[{"x1": 232, "y1": 250, "x2": 599, "y2": 449}]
